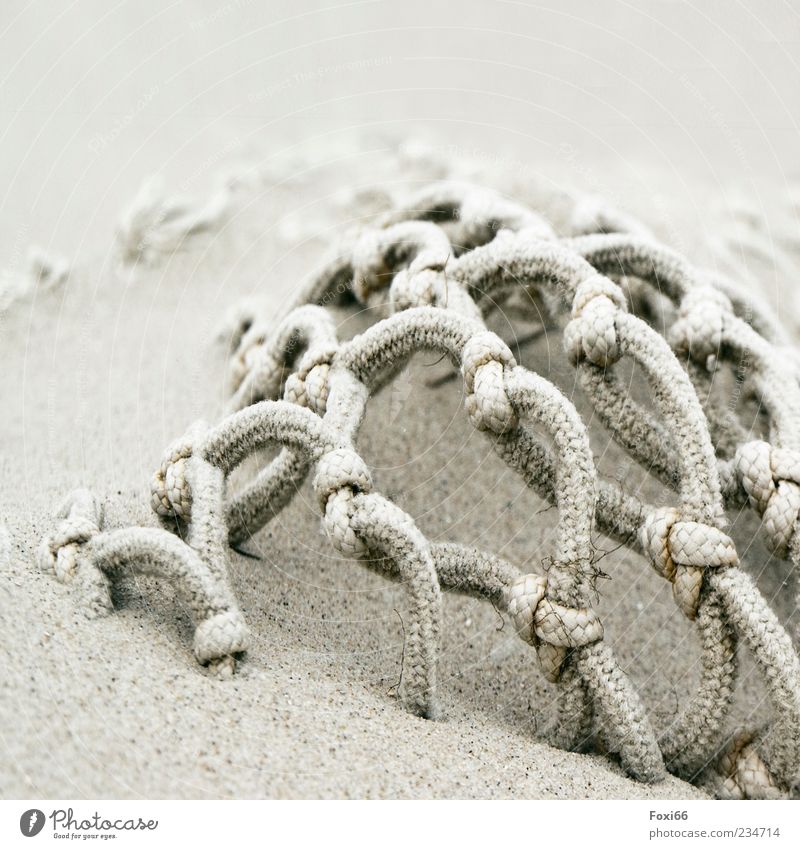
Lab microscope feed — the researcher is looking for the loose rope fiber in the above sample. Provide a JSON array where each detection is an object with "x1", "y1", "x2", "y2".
[{"x1": 39, "y1": 180, "x2": 800, "y2": 798}]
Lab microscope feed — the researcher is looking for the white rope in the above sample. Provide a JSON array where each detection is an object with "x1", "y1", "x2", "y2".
[
  {"x1": 40, "y1": 179, "x2": 800, "y2": 798},
  {"x1": 39, "y1": 488, "x2": 248, "y2": 676}
]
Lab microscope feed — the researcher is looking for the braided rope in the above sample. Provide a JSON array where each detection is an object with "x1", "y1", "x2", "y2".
[
  {"x1": 562, "y1": 228, "x2": 800, "y2": 654},
  {"x1": 39, "y1": 488, "x2": 248, "y2": 676},
  {"x1": 40, "y1": 180, "x2": 800, "y2": 797}
]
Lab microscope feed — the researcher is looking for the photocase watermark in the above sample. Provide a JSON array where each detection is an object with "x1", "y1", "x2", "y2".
[
  {"x1": 436, "y1": 142, "x2": 539, "y2": 183},
  {"x1": 677, "y1": 72, "x2": 748, "y2": 170},
  {"x1": 179, "y1": 136, "x2": 242, "y2": 193},
  {"x1": 557, "y1": 142, "x2": 628, "y2": 212},
  {"x1": 189, "y1": 0, "x2": 257, "y2": 31},
  {"x1": 18, "y1": 806, "x2": 159, "y2": 839},
  {"x1": 247, "y1": 57, "x2": 393, "y2": 102},
  {"x1": 87, "y1": 85, "x2": 159, "y2": 154}
]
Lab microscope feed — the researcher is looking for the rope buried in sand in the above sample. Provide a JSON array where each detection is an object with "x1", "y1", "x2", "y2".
[
  {"x1": 39, "y1": 488, "x2": 249, "y2": 675},
  {"x1": 40, "y1": 179, "x2": 800, "y2": 798}
]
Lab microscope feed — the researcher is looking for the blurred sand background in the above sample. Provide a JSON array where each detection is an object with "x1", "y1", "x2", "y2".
[{"x1": 1, "y1": 0, "x2": 799, "y2": 798}]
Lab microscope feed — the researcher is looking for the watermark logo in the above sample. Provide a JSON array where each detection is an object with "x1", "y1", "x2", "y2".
[
  {"x1": 16, "y1": 807, "x2": 159, "y2": 838},
  {"x1": 19, "y1": 809, "x2": 45, "y2": 837}
]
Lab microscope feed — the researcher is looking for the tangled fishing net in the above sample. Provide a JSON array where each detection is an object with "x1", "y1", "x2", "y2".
[{"x1": 39, "y1": 179, "x2": 800, "y2": 800}]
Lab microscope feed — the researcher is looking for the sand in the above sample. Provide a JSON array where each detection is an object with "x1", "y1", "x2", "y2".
[
  {"x1": 0, "y1": 267, "x2": 713, "y2": 798},
  {"x1": 2, "y1": 0, "x2": 799, "y2": 800}
]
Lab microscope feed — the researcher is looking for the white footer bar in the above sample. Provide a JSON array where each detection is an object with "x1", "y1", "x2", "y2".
[{"x1": 1, "y1": 799, "x2": 797, "y2": 848}]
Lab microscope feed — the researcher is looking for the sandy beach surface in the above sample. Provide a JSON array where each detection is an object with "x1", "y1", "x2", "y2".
[{"x1": 2, "y1": 0, "x2": 798, "y2": 800}]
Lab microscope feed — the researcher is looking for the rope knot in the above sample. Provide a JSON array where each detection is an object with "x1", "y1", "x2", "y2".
[
  {"x1": 641, "y1": 507, "x2": 739, "y2": 619},
  {"x1": 669, "y1": 286, "x2": 733, "y2": 363},
  {"x1": 284, "y1": 345, "x2": 337, "y2": 415},
  {"x1": 461, "y1": 331, "x2": 518, "y2": 434},
  {"x1": 389, "y1": 266, "x2": 442, "y2": 311},
  {"x1": 351, "y1": 229, "x2": 388, "y2": 303},
  {"x1": 563, "y1": 275, "x2": 626, "y2": 367},
  {"x1": 229, "y1": 330, "x2": 275, "y2": 392},
  {"x1": 506, "y1": 573, "x2": 604, "y2": 682},
  {"x1": 715, "y1": 732, "x2": 782, "y2": 800},
  {"x1": 352, "y1": 224, "x2": 450, "y2": 304},
  {"x1": 313, "y1": 447, "x2": 374, "y2": 558},
  {"x1": 734, "y1": 440, "x2": 800, "y2": 557},
  {"x1": 193, "y1": 609, "x2": 250, "y2": 667},
  {"x1": 151, "y1": 428, "x2": 202, "y2": 522},
  {"x1": 152, "y1": 440, "x2": 193, "y2": 521},
  {"x1": 38, "y1": 489, "x2": 102, "y2": 582}
]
